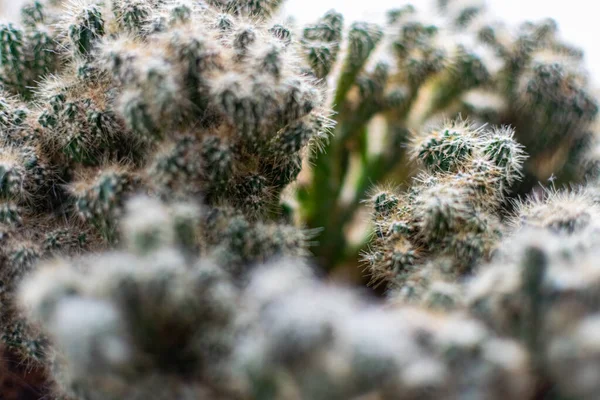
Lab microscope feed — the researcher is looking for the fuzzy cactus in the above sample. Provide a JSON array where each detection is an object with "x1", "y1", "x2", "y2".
[
  {"x1": 2, "y1": 0, "x2": 600, "y2": 399},
  {"x1": 19, "y1": 195, "x2": 533, "y2": 399},
  {"x1": 0, "y1": 1, "x2": 61, "y2": 99},
  {"x1": 0, "y1": 0, "x2": 326, "y2": 393},
  {"x1": 297, "y1": 0, "x2": 598, "y2": 274},
  {"x1": 362, "y1": 119, "x2": 525, "y2": 296},
  {"x1": 237, "y1": 259, "x2": 532, "y2": 400}
]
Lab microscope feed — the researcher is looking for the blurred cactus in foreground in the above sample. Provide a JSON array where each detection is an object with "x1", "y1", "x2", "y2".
[
  {"x1": 2, "y1": 0, "x2": 600, "y2": 399},
  {"x1": 22, "y1": 195, "x2": 536, "y2": 399},
  {"x1": 22, "y1": 183, "x2": 600, "y2": 399}
]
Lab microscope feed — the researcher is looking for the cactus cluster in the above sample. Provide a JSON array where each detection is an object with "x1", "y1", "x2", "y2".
[
  {"x1": 21, "y1": 195, "x2": 535, "y2": 399},
  {"x1": 25, "y1": 181, "x2": 600, "y2": 400},
  {"x1": 0, "y1": 0, "x2": 324, "y2": 387},
  {"x1": 464, "y1": 187, "x2": 600, "y2": 398},
  {"x1": 363, "y1": 119, "x2": 525, "y2": 299},
  {"x1": 237, "y1": 259, "x2": 532, "y2": 400},
  {"x1": 359, "y1": 139, "x2": 600, "y2": 398},
  {"x1": 0, "y1": 1, "x2": 61, "y2": 98},
  {"x1": 359, "y1": 126, "x2": 600, "y2": 398},
  {"x1": 298, "y1": 0, "x2": 598, "y2": 272},
  {"x1": 21, "y1": 197, "x2": 240, "y2": 399},
  {"x1": 2, "y1": 0, "x2": 600, "y2": 399}
]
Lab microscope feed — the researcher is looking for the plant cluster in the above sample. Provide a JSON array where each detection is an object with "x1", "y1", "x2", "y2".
[
  {"x1": 0, "y1": 0, "x2": 600, "y2": 399},
  {"x1": 361, "y1": 125, "x2": 600, "y2": 398},
  {"x1": 20, "y1": 195, "x2": 535, "y2": 399},
  {"x1": 297, "y1": 0, "x2": 598, "y2": 271},
  {"x1": 0, "y1": 0, "x2": 325, "y2": 387},
  {"x1": 363, "y1": 118, "x2": 525, "y2": 302},
  {"x1": 25, "y1": 173, "x2": 600, "y2": 400}
]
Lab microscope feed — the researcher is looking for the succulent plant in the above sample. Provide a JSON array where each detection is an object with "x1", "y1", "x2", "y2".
[
  {"x1": 298, "y1": 0, "x2": 598, "y2": 274},
  {"x1": 0, "y1": 0, "x2": 600, "y2": 399},
  {"x1": 0, "y1": 0, "x2": 326, "y2": 394},
  {"x1": 362, "y1": 119, "x2": 525, "y2": 296}
]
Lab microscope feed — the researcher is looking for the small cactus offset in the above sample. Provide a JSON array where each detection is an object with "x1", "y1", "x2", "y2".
[
  {"x1": 362, "y1": 119, "x2": 525, "y2": 300},
  {"x1": 2, "y1": 0, "x2": 600, "y2": 399}
]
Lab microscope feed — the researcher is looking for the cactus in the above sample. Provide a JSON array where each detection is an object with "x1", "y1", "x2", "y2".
[
  {"x1": 18, "y1": 194, "x2": 534, "y2": 399},
  {"x1": 297, "y1": 0, "x2": 598, "y2": 274},
  {"x1": 362, "y1": 119, "x2": 525, "y2": 295},
  {"x1": 0, "y1": 1, "x2": 61, "y2": 99},
  {"x1": 0, "y1": 0, "x2": 327, "y2": 395},
  {"x1": 1, "y1": 0, "x2": 600, "y2": 399}
]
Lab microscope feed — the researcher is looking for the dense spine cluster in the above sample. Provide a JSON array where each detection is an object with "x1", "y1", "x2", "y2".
[
  {"x1": 360, "y1": 132, "x2": 600, "y2": 398},
  {"x1": 464, "y1": 187, "x2": 600, "y2": 398},
  {"x1": 363, "y1": 119, "x2": 525, "y2": 299},
  {"x1": 0, "y1": 0, "x2": 325, "y2": 391},
  {"x1": 21, "y1": 197, "x2": 240, "y2": 399},
  {"x1": 1, "y1": 0, "x2": 600, "y2": 399},
  {"x1": 299, "y1": 0, "x2": 599, "y2": 272},
  {"x1": 29, "y1": 183, "x2": 600, "y2": 399},
  {"x1": 0, "y1": 1, "x2": 61, "y2": 99}
]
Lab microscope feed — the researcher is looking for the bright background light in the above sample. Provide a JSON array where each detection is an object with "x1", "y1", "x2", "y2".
[
  {"x1": 1, "y1": 0, "x2": 598, "y2": 81},
  {"x1": 281, "y1": 0, "x2": 600, "y2": 82}
]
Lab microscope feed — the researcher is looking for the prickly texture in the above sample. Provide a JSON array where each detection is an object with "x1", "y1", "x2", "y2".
[
  {"x1": 0, "y1": 1, "x2": 61, "y2": 99},
  {"x1": 93, "y1": 2, "x2": 332, "y2": 212},
  {"x1": 359, "y1": 166, "x2": 600, "y2": 398},
  {"x1": 236, "y1": 259, "x2": 532, "y2": 400},
  {"x1": 459, "y1": 15, "x2": 598, "y2": 192},
  {"x1": 17, "y1": 192, "x2": 317, "y2": 399},
  {"x1": 463, "y1": 186, "x2": 600, "y2": 398},
  {"x1": 299, "y1": 1, "x2": 599, "y2": 274},
  {"x1": 0, "y1": 0, "x2": 324, "y2": 396},
  {"x1": 362, "y1": 119, "x2": 525, "y2": 300},
  {"x1": 19, "y1": 196, "x2": 533, "y2": 400},
  {"x1": 4, "y1": 1, "x2": 600, "y2": 400},
  {"x1": 20, "y1": 199, "x2": 238, "y2": 399}
]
